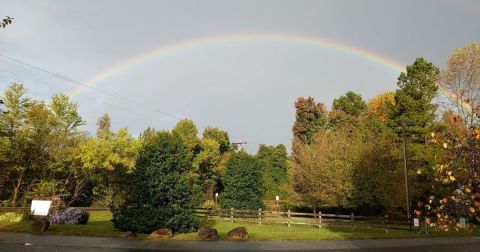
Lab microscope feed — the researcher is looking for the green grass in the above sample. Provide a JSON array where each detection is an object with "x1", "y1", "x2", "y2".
[
  {"x1": 0, "y1": 211, "x2": 478, "y2": 240},
  {"x1": 172, "y1": 218, "x2": 480, "y2": 240}
]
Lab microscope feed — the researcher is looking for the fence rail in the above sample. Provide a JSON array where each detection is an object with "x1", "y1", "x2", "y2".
[{"x1": 194, "y1": 208, "x2": 412, "y2": 231}]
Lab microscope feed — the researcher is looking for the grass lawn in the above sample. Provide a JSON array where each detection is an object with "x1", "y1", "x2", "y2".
[{"x1": 1, "y1": 211, "x2": 479, "y2": 240}]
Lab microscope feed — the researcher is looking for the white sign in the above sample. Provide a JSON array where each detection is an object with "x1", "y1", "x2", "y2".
[
  {"x1": 275, "y1": 196, "x2": 279, "y2": 201},
  {"x1": 413, "y1": 218, "x2": 419, "y2": 227},
  {"x1": 31, "y1": 200, "x2": 52, "y2": 216},
  {"x1": 215, "y1": 193, "x2": 218, "y2": 197},
  {"x1": 459, "y1": 218, "x2": 466, "y2": 229}
]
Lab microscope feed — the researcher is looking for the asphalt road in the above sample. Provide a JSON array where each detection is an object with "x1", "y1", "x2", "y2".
[{"x1": 0, "y1": 232, "x2": 479, "y2": 251}]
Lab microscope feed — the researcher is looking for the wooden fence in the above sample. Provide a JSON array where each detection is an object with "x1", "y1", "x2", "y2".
[
  {"x1": 1, "y1": 206, "x2": 411, "y2": 232},
  {"x1": 193, "y1": 208, "x2": 412, "y2": 232}
]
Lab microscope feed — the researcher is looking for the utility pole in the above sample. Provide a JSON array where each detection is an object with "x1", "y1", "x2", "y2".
[{"x1": 401, "y1": 115, "x2": 416, "y2": 230}]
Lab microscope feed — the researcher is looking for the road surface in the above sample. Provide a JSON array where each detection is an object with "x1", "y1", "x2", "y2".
[{"x1": 0, "y1": 232, "x2": 479, "y2": 251}]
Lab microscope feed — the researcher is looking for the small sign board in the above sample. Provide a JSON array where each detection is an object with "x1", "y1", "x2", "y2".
[
  {"x1": 459, "y1": 218, "x2": 466, "y2": 229},
  {"x1": 413, "y1": 218, "x2": 419, "y2": 227},
  {"x1": 275, "y1": 196, "x2": 280, "y2": 201},
  {"x1": 31, "y1": 200, "x2": 52, "y2": 216}
]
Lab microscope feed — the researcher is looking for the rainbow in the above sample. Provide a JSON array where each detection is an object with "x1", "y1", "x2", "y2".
[{"x1": 69, "y1": 32, "x2": 471, "y2": 111}]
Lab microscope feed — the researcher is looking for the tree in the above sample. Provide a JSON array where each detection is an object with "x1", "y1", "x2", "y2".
[
  {"x1": 367, "y1": 92, "x2": 395, "y2": 122},
  {"x1": 388, "y1": 57, "x2": 441, "y2": 210},
  {"x1": 256, "y1": 144, "x2": 288, "y2": 200},
  {"x1": 111, "y1": 131, "x2": 199, "y2": 233},
  {"x1": 390, "y1": 57, "x2": 440, "y2": 140},
  {"x1": 292, "y1": 97, "x2": 327, "y2": 145},
  {"x1": 96, "y1": 113, "x2": 112, "y2": 139},
  {"x1": 192, "y1": 138, "x2": 222, "y2": 199},
  {"x1": 78, "y1": 127, "x2": 139, "y2": 206},
  {"x1": 0, "y1": 84, "x2": 87, "y2": 206},
  {"x1": 172, "y1": 119, "x2": 200, "y2": 156},
  {"x1": 202, "y1": 127, "x2": 230, "y2": 153},
  {"x1": 1, "y1": 16, "x2": 13, "y2": 29},
  {"x1": 439, "y1": 42, "x2": 480, "y2": 128},
  {"x1": 220, "y1": 151, "x2": 263, "y2": 209},
  {"x1": 332, "y1": 91, "x2": 367, "y2": 117}
]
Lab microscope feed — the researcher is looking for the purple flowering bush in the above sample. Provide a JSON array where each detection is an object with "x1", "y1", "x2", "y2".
[{"x1": 48, "y1": 209, "x2": 89, "y2": 225}]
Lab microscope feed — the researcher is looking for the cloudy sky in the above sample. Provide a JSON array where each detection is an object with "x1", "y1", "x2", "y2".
[{"x1": 0, "y1": 0, "x2": 479, "y2": 152}]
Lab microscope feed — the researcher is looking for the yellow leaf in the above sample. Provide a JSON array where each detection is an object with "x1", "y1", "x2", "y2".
[
  {"x1": 449, "y1": 175, "x2": 456, "y2": 181},
  {"x1": 443, "y1": 143, "x2": 448, "y2": 149}
]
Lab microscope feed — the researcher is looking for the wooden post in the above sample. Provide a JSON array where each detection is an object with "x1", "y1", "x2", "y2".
[
  {"x1": 258, "y1": 208, "x2": 262, "y2": 225},
  {"x1": 230, "y1": 207, "x2": 234, "y2": 223},
  {"x1": 350, "y1": 213, "x2": 354, "y2": 231},
  {"x1": 318, "y1": 211, "x2": 322, "y2": 229},
  {"x1": 287, "y1": 209, "x2": 291, "y2": 227},
  {"x1": 384, "y1": 214, "x2": 389, "y2": 233}
]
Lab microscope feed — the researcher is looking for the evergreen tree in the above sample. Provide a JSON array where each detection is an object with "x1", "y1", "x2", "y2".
[
  {"x1": 332, "y1": 91, "x2": 367, "y2": 117},
  {"x1": 389, "y1": 57, "x2": 441, "y2": 208},
  {"x1": 292, "y1": 97, "x2": 327, "y2": 145},
  {"x1": 220, "y1": 151, "x2": 263, "y2": 209},
  {"x1": 111, "y1": 131, "x2": 199, "y2": 233},
  {"x1": 390, "y1": 57, "x2": 440, "y2": 140}
]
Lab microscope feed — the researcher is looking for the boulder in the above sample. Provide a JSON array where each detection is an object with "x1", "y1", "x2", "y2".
[
  {"x1": 31, "y1": 219, "x2": 49, "y2": 232},
  {"x1": 227, "y1": 227, "x2": 248, "y2": 241},
  {"x1": 148, "y1": 228, "x2": 173, "y2": 239},
  {"x1": 123, "y1": 231, "x2": 136, "y2": 238},
  {"x1": 198, "y1": 226, "x2": 219, "y2": 240}
]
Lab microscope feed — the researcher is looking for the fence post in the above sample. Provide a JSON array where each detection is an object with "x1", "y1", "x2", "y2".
[
  {"x1": 258, "y1": 208, "x2": 262, "y2": 225},
  {"x1": 230, "y1": 207, "x2": 234, "y2": 223},
  {"x1": 350, "y1": 213, "x2": 355, "y2": 231},
  {"x1": 384, "y1": 214, "x2": 389, "y2": 233},
  {"x1": 318, "y1": 211, "x2": 322, "y2": 229},
  {"x1": 287, "y1": 209, "x2": 291, "y2": 227}
]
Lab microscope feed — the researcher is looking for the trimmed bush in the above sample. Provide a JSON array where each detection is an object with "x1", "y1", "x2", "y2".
[
  {"x1": 48, "y1": 209, "x2": 89, "y2": 224},
  {"x1": 111, "y1": 131, "x2": 199, "y2": 233}
]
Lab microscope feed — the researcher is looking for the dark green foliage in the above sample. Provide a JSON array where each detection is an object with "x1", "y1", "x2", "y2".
[
  {"x1": 111, "y1": 131, "x2": 199, "y2": 233},
  {"x1": 220, "y1": 151, "x2": 264, "y2": 209},
  {"x1": 390, "y1": 57, "x2": 440, "y2": 140},
  {"x1": 256, "y1": 144, "x2": 288, "y2": 200},
  {"x1": 388, "y1": 57, "x2": 441, "y2": 209},
  {"x1": 332, "y1": 91, "x2": 367, "y2": 117},
  {"x1": 292, "y1": 97, "x2": 327, "y2": 145}
]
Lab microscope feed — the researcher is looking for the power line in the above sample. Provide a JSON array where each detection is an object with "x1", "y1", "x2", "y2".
[{"x1": 0, "y1": 54, "x2": 259, "y2": 147}]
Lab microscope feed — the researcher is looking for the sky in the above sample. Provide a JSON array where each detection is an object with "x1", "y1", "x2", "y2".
[{"x1": 0, "y1": 0, "x2": 479, "y2": 152}]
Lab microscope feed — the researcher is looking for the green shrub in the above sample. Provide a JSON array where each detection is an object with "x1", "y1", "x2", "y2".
[
  {"x1": 220, "y1": 151, "x2": 264, "y2": 210},
  {"x1": 0, "y1": 212, "x2": 28, "y2": 223},
  {"x1": 111, "y1": 131, "x2": 199, "y2": 233}
]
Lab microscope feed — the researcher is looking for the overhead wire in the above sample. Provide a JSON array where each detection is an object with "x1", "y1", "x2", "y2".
[{"x1": 0, "y1": 54, "x2": 259, "y2": 147}]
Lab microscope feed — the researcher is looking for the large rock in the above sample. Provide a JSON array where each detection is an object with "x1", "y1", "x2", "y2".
[
  {"x1": 227, "y1": 227, "x2": 248, "y2": 241},
  {"x1": 198, "y1": 226, "x2": 219, "y2": 240},
  {"x1": 31, "y1": 219, "x2": 49, "y2": 232},
  {"x1": 123, "y1": 231, "x2": 136, "y2": 238},
  {"x1": 148, "y1": 228, "x2": 173, "y2": 239}
]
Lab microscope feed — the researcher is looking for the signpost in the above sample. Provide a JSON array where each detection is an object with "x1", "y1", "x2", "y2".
[
  {"x1": 413, "y1": 218, "x2": 419, "y2": 228},
  {"x1": 30, "y1": 200, "x2": 52, "y2": 232},
  {"x1": 31, "y1": 200, "x2": 52, "y2": 216},
  {"x1": 275, "y1": 196, "x2": 279, "y2": 213}
]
